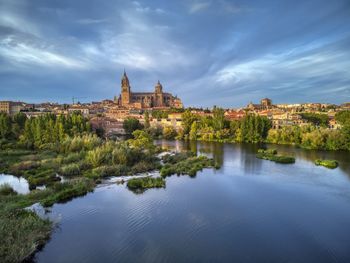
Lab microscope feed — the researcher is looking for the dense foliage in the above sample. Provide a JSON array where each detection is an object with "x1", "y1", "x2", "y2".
[
  {"x1": 300, "y1": 113, "x2": 329, "y2": 127},
  {"x1": 123, "y1": 117, "x2": 143, "y2": 134},
  {"x1": 0, "y1": 112, "x2": 91, "y2": 150},
  {"x1": 180, "y1": 109, "x2": 271, "y2": 143},
  {"x1": 266, "y1": 124, "x2": 350, "y2": 151}
]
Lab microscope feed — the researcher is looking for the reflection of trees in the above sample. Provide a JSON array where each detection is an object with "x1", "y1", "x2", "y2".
[
  {"x1": 158, "y1": 139, "x2": 350, "y2": 179},
  {"x1": 213, "y1": 142, "x2": 224, "y2": 167},
  {"x1": 198, "y1": 141, "x2": 224, "y2": 167},
  {"x1": 240, "y1": 143, "x2": 262, "y2": 175}
]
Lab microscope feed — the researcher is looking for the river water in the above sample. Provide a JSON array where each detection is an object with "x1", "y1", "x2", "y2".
[{"x1": 32, "y1": 141, "x2": 350, "y2": 263}]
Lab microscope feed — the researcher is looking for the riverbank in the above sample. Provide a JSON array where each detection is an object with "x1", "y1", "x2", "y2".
[
  {"x1": 0, "y1": 134, "x2": 219, "y2": 262},
  {"x1": 30, "y1": 140, "x2": 350, "y2": 263}
]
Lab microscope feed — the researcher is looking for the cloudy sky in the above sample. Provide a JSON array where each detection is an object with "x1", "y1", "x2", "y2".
[{"x1": 0, "y1": 0, "x2": 350, "y2": 107}]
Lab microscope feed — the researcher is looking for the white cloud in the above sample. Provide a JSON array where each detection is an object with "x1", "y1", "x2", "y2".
[
  {"x1": 0, "y1": 36, "x2": 89, "y2": 70},
  {"x1": 0, "y1": 12, "x2": 41, "y2": 36},
  {"x1": 132, "y1": 1, "x2": 165, "y2": 14},
  {"x1": 189, "y1": 1, "x2": 211, "y2": 14},
  {"x1": 77, "y1": 18, "x2": 108, "y2": 25},
  {"x1": 215, "y1": 47, "x2": 350, "y2": 86}
]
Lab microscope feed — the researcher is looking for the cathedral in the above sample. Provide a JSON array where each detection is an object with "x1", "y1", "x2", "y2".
[{"x1": 116, "y1": 71, "x2": 183, "y2": 109}]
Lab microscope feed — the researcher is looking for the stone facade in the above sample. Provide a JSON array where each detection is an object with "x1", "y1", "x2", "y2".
[
  {"x1": 0, "y1": 101, "x2": 22, "y2": 115},
  {"x1": 117, "y1": 71, "x2": 183, "y2": 109}
]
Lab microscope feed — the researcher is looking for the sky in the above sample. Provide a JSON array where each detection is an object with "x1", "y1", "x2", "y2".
[{"x1": 0, "y1": 0, "x2": 350, "y2": 108}]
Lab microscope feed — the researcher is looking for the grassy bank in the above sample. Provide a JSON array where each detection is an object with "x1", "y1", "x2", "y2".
[
  {"x1": 256, "y1": 149, "x2": 295, "y2": 164},
  {"x1": 0, "y1": 178, "x2": 95, "y2": 263},
  {"x1": 315, "y1": 159, "x2": 338, "y2": 169},
  {"x1": 0, "y1": 132, "x2": 219, "y2": 261}
]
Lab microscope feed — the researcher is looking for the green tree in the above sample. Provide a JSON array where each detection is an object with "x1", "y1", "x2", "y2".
[
  {"x1": 182, "y1": 110, "x2": 198, "y2": 136},
  {"x1": 123, "y1": 118, "x2": 143, "y2": 134},
  {"x1": 0, "y1": 113, "x2": 12, "y2": 139},
  {"x1": 129, "y1": 130, "x2": 154, "y2": 152},
  {"x1": 212, "y1": 107, "x2": 226, "y2": 130},
  {"x1": 144, "y1": 111, "x2": 150, "y2": 129},
  {"x1": 163, "y1": 126, "x2": 177, "y2": 139},
  {"x1": 300, "y1": 113, "x2": 329, "y2": 127}
]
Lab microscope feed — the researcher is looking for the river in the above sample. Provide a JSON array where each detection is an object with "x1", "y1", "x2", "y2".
[{"x1": 31, "y1": 140, "x2": 350, "y2": 262}]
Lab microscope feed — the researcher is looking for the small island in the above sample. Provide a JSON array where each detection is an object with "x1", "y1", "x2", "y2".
[
  {"x1": 160, "y1": 152, "x2": 219, "y2": 177},
  {"x1": 127, "y1": 177, "x2": 165, "y2": 191},
  {"x1": 256, "y1": 149, "x2": 295, "y2": 164},
  {"x1": 315, "y1": 159, "x2": 338, "y2": 169}
]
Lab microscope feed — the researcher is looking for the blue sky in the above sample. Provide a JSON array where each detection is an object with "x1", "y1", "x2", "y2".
[{"x1": 0, "y1": 0, "x2": 349, "y2": 107}]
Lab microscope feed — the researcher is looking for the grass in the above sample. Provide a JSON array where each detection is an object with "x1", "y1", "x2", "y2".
[
  {"x1": 256, "y1": 149, "x2": 295, "y2": 164},
  {"x1": 40, "y1": 178, "x2": 95, "y2": 207},
  {"x1": 0, "y1": 178, "x2": 95, "y2": 262},
  {"x1": 162, "y1": 151, "x2": 195, "y2": 164},
  {"x1": 315, "y1": 159, "x2": 338, "y2": 169},
  {"x1": 160, "y1": 154, "x2": 218, "y2": 177},
  {"x1": 127, "y1": 177, "x2": 165, "y2": 190},
  {"x1": 0, "y1": 209, "x2": 52, "y2": 263},
  {"x1": 0, "y1": 183, "x2": 17, "y2": 196},
  {"x1": 0, "y1": 144, "x2": 214, "y2": 261},
  {"x1": 85, "y1": 164, "x2": 129, "y2": 179}
]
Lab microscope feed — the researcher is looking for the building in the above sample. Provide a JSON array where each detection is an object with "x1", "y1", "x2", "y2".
[
  {"x1": 150, "y1": 113, "x2": 183, "y2": 131},
  {"x1": 224, "y1": 110, "x2": 246, "y2": 121},
  {"x1": 68, "y1": 106, "x2": 90, "y2": 117},
  {"x1": 0, "y1": 101, "x2": 22, "y2": 115},
  {"x1": 117, "y1": 71, "x2": 183, "y2": 109},
  {"x1": 90, "y1": 117, "x2": 125, "y2": 136},
  {"x1": 261, "y1": 98, "x2": 272, "y2": 108},
  {"x1": 247, "y1": 98, "x2": 274, "y2": 111}
]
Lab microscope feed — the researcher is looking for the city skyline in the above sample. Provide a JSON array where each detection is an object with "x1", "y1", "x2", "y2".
[{"x1": 1, "y1": 0, "x2": 350, "y2": 107}]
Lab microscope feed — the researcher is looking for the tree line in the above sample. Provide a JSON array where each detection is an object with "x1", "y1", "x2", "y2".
[{"x1": 0, "y1": 112, "x2": 91, "y2": 149}]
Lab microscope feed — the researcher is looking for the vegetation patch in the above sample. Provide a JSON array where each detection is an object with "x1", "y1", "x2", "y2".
[
  {"x1": 315, "y1": 159, "x2": 338, "y2": 169},
  {"x1": 0, "y1": 209, "x2": 51, "y2": 263},
  {"x1": 256, "y1": 149, "x2": 295, "y2": 164},
  {"x1": 160, "y1": 154, "x2": 218, "y2": 177},
  {"x1": 127, "y1": 177, "x2": 165, "y2": 190},
  {"x1": 40, "y1": 178, "x2": 95, "y2": 207},
  {"x1": 85, "y1": 164, "x2": 129, "y2": 179},
  {"x1": 0, "y1": 183, "x2": 17, "y2": 196}
]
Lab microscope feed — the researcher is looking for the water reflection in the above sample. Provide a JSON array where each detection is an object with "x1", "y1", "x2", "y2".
[
  {"x1": 33, "y1": 141, "x2": 350, "y2": 263},
  {"x1": 0, "y1": 174, "x2": 30, "y2": 194}
]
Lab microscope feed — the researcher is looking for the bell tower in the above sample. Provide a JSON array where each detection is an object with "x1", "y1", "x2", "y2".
[
  {"x1": 154, "y1": 80, "x2": 164, "y2": 107},
  {"x1": 121, "y1": 70, "x2": 131, "y2": 106}
]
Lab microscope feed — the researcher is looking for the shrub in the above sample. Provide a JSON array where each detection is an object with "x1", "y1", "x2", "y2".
[
  {"x1": 85, "y1": 144, "x2": 112, "y2": 168},
  {"x1": 87, "y1": 165, "x2": 129, "y2": 179},
  {"x1": 59, "y1": 163, "x2": 81, "y2": 176},
  {"x1": 10, "y1": 160, "x2": 40, "y2": 175},
  {"x1": 131, "y1": 161, "x2": 157, "y2": 174}
]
